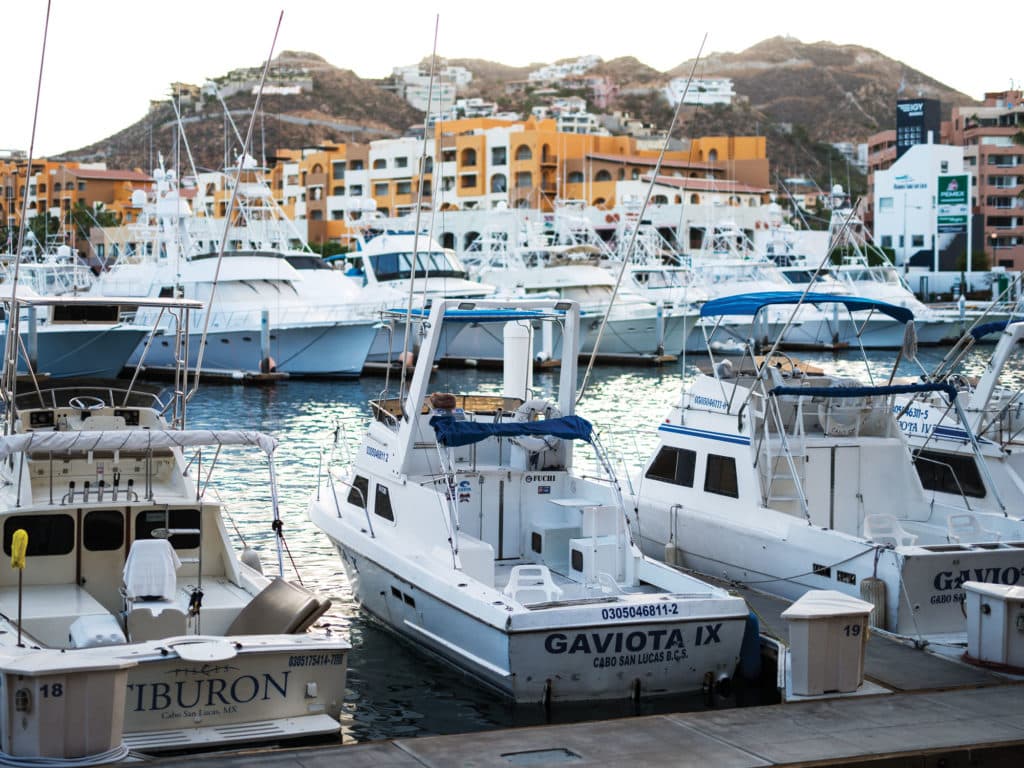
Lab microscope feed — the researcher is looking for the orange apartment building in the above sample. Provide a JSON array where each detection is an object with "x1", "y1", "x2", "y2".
[
  {"x1": 262, "y1": 117, "x2": 769, "y2": 248},
  {"x1": 1, "y1": 157, "x2": 152, "y2": 256}
]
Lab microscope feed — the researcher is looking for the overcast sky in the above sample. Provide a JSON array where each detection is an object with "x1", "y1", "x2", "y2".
[{"x1": 4, "y1": 1, "x2": 1019, "y2": 159}]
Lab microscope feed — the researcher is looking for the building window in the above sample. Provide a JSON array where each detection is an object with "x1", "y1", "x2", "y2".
[
  {"x1": 690, "y1": 194, "x2": 700, "y2": 204},
  {"x1": 515, "y1": 171, "x2": 532, "y2": 188},
  {"x1": 460, "y1": 148, "x2": 477, "y2": 166},
  {"x1": 373, "y1": 159, "x2": 386, "y2": 169},
  {"x1": 704, "y1": 454, "x2": 739, "y2": 498},
  {"x1": 350, "y1": 184, "x2": 363, "y2": 196},
  {"x1": 460, "y1": 174, "x2": 477, "y2": 188},
  {"x1": 567, "y1": 171, "x2": 584, "y2": 183},
  {"x1": 396, "y1": 181, "x2": 412, "y2": 195},
  {"x1": 374, "y1": 182, "x2": 389, "y2": 196},
  {"x1": 424, "y1": 157, "x2": 433, "y2": 173},
  {"x1": 349, "y1": 159, "x2": 364, "y2": 171},
  {"x1": 332, "y1": 185, "x2": 345, "y2": 195},
  {"x1": 645, "y1": 447, "x2": 696, "y2": 487},
  {"x1": 311, "y1": 210, "x2": 323, "y2": 220},
  {"x1": 940, "y1": 161, "x2": 949, "y2": 173},
  {"x1": 912, "y1": 234, "x2": 924, "y2": 248},
  {"x1": 490, "y1": 174, "x2": 507, "y2": 193},
  {"x1": 595, "y1": 170, "x2": 612, "y2": 182},
  {"x1": 879, "y1": 197, "x2": 893, "y2": 210},
  {"x1": 332, "y1": 161, "x2": 346, "y2": 177},
  {"x1": 515, "y1": 145, "x2": 532, "y2": 161},
  {"x1": 880, "y1": 235, "x2": 893, "y2": 248},
  {"x1": 395, "y1": 157, "x2": 408, "y2": 168},
  {"x1": 491, "y1": 147, "x2": 507, "y2": 165}
]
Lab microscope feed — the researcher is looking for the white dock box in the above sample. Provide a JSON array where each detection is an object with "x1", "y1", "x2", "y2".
[
  {"x1": 781, "y1": 590, "x2": 872, "y2": 696},
  {"x1": 964, "y1": 581, "x2": 1024, "y2": 669}
]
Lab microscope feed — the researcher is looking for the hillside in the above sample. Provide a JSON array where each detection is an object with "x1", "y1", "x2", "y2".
[
  {"x1": 56, "y1": 40, "x2": 979, "y2": 190},
  {"x1": 670, "y1": 36, "x2": 973, "y2": 142}
]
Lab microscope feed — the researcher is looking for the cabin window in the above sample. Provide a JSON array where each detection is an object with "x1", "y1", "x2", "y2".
[
  {"x1": 3, "y1": 514, "x2": 75, "y2": 557},
  {"x1": 645, "y1": 447, "x2": 696, "y2": 487},
  {"x1": 83, "y1": 510, "x2": 124, "y2": 551},
  {"x1": 374, "y1": 484, "x2": 395, "y2": 522},
  {"x1": 704, "y1": 454, "x2": 739, "y2": 498},
  {"x1": 135, "y1": 509, "x2": 200, "y2": 549},
  {"x1": 347, "y1": 475, "x2": 369, "y2": 508},
  {"x1": 913, "y1": 450, "x2": 986, "y2": 498}
]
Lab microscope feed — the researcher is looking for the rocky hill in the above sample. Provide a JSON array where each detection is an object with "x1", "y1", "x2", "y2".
[{"x1": 56, "y1": 40, "x2": 979, "y2": 190}]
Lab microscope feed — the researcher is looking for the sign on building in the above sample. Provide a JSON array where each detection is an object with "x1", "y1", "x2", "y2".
[{"x1": 936, "y1": 174, "x2": 969, "y2": 234}]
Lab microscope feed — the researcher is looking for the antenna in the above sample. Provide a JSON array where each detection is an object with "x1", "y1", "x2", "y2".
[
  {"x1": 3, "y1": 0, "x2": 52, "y2": 431},
  {"x1": 398, "y1": 14, "x2": 441, "y2": 412},
  {"x1": 188, "y1": 11, "x2": 284, "y2": 400},
  {"x1": 577, "y1": 33, "x2": 708, "y2": 404}
]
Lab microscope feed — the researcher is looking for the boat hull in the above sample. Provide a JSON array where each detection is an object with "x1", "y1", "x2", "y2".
[
  {"x1": 119, "y1": 635, "x2": 347, "y2": 752},
  {"x1": 129, "y1": 323, "x2": 377, "y2": 377},
  {"x1": 9, "y1": 326, "x2": 149, "y2": 378},
  {"x1": 335, "y1": 542, "x2": 744, "y2": 702}
]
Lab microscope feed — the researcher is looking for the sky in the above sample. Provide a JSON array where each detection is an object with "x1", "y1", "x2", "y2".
[{"x1": 3, "y1": 1, "x2": 1020, "y2": 159}]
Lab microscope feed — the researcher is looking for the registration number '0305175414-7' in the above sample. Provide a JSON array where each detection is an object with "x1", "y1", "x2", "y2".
[{"x1": 601, "y1": 603, "x2": 679, "y2": 621}]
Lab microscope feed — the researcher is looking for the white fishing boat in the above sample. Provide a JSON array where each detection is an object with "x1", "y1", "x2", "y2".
[
  {"x1": 0, "y1": 295, "x2": 348, "y2": 761},
  {"x1": 308, "y1": 298, "x2": 750, "y2": 703},
  {"x1": 626, "y1": 291, "x2": 1024, "y2": 642},
  {"x1": 0, "y1": 288, "x2": 151, "y2": 380},
  {"x1": 892, "y1": 319, "x2": 1024, "y2": 521}
]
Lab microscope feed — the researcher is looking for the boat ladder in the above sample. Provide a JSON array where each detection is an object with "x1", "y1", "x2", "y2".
[{"x1": 760, "y1": 393, "x2": 810, "y2": 521}]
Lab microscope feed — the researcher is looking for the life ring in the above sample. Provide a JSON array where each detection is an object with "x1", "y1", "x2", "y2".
[
  {"x1": 605, "y1": 213, "x2": 615, "y2": 223},
  {"x1": 511, "y1": 398, "x2": 561, "y2": 452}
]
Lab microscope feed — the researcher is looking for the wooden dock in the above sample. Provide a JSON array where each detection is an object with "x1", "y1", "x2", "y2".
[{"x1": 152, "y1": 583, "x2": 1024, "y2": 768}]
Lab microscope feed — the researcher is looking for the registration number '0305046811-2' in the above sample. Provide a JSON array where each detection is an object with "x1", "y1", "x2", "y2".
[{"x1": 601, "y1": 603, "x2": 679, "y2": 621}]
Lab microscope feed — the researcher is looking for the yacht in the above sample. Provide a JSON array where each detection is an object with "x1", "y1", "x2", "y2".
[
  {"x1": 626, "y1": 292, "x2": 1024, "y2": 642},
  {"x1": 0, "y1": 295, "x2": 348, "y2": 760},
  {"x1": 334, "y1": 229, "x2": 495, "y2": 364},
  {"x1": 308, "y1": 299, "x2": 750, "y2": 703},
  {"x1": 91, "y1": 161, "x2": 380, "y2": 378}
]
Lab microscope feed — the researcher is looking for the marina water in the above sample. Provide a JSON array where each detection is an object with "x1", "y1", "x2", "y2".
[{"x1": 181, "y1": 345, "x2": 1008, "y2": 744}]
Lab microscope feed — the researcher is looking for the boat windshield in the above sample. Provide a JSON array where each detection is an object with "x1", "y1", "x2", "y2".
[
  {"x1": 369, "y1": 250, "x2": 467, "y2": 281},
  {"x1": 783, "y1": 268, "x2": 839, "y2": 284}
]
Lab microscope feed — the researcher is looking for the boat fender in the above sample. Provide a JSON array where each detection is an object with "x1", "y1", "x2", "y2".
[
  {"x1": 260, "y1": 356, "x2": 277, "y2": 373},
  {"x1": 738, "y1": 611, "x2": 762, "y2": 680},
  {"x1": 511, "y1": 399, "x2": 561, "y2": 453},
  {"x1": 859, "y1": 577, "x2": 887, "y2": 630}
]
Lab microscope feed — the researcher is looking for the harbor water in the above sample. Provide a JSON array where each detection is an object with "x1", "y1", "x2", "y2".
[{"x1": 178, "y1": 344, "x2": 1009, "y2": 744}]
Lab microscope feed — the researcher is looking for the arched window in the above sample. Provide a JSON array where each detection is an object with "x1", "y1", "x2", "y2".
[
  {"x1": 595, "y1": 169, "x2": 612, "y2": 182},
  {"x1": 424, "y1": 157, "x2": 434, "y2": 173},
  {"x1": 460, "y1": 148, "x2": 477, "y2": 166},
  {"x1": 708, "y1": 149, "x2": 718, "y2": 164},
  {"x1": 690, "y1": 193, "x2": 701, "y2": 205},
  {"x1": 618, "y1": 168, "x2": 625, "y2": 180},
  {"x1": 490, "y1": 174, "x2": 507, "y2": 193},
  {"x1": 567, "y1": 171, "x2": 584, "y2": 183},
  {"x1": 631, "y1": 169, "x2": 640, "y2": 180},
  {"x1": 311, "y1": 164, "x2": 323, "y2": 174},
  {"x1": 515, "y1": 145, "x2": 532, "y2": 161}
]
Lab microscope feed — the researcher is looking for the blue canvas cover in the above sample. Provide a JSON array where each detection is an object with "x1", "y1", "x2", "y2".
[
  {"x1": 770, "y1": 381, "x2": 958, "y2": 400},
  {"x1": 429, "y1": 414, "x2": 593, "y2": 447},
  {"x1": 700, "y1": 291, "x2": 914, "y2": 325}
]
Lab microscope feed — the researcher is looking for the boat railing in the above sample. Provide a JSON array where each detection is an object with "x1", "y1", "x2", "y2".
[{"x1": 13, "y1": 383, "x2": 168, "y2": 413}]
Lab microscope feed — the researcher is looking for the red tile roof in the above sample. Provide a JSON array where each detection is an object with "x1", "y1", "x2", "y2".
[{"x1": 65, "y1": 168, "x2": 152, "y2": 182}]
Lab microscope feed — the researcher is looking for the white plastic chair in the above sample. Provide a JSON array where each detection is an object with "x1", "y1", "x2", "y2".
[
  {"x1": 503, "y1": 564, "x2": 563, "y2": 605},
  {"x1": 947, "y1": 513, "x2": 1000, "y2": 544},
  {"x1": 863, "y1": 514, "x2": 918, "y2": 547}
]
